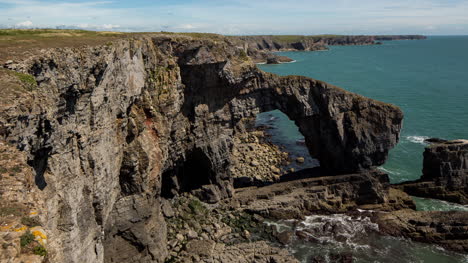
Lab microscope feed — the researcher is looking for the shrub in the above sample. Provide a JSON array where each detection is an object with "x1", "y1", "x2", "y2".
[
  {"x1": 20, "y1": 231, "x2": 35, "y2": 247},
  {"x1": 33, "y1": 245, "x2": 47, "y2": 256},
  {"x1": 188, "y1": 199, "x2": 205, "y2": 215}
]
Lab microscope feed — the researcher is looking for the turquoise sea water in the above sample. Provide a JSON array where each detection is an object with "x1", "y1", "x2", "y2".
[
  {"x1": 256, "y1": 37, "x2": 468, "y2": 262},
  {"x1": 258, "y1": 36, "x2": 468, "y2": 184}
]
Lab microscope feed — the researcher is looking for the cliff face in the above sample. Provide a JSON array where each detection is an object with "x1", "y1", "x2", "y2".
[
  {"x1": 1, "y1": 35, "x2": 402, "y2": 262},
  {"x1": 230, "y1": 35, "x2": 426, "y2": 51}
]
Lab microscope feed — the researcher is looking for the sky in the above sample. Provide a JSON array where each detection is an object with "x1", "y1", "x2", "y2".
[{"x1": 1, "y1": 0, "x2": 468, "y2": 35}]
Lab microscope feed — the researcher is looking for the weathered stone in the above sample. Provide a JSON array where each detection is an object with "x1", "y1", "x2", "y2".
[
  {"x1": 295, "y1": 157, "x2": 305, "y2": 164},
  {"x1": 185, "y1": 240, "x2": 216, "y2": 257},
  {"x1": 161, "y1": 199, "x2": 175, "y2": 218},
  {"x1": 187, "y1": 229, "x2": 198, "y2": 240}
]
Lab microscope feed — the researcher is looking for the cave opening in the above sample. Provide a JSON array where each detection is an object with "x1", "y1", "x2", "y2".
[
  {"x1": 161, "y1": 148, "x2": 215, "y2": 198},
  {"x1": 254, "y1": 109, "x2": 320, "y2": 172}
]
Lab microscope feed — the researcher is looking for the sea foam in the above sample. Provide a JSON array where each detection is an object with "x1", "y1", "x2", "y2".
[{"x1": 405, "y1": 135, "x2": 430, "y2": 145}]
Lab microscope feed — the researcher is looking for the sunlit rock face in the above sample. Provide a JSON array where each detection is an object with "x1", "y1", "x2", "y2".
[{"x1": 1, "y1": 35, "x2": 402, "y2": 262}]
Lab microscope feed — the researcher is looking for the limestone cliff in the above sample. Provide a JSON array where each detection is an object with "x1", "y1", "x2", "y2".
[{"x1": 1, "y1": 34, "x2": 403, "y2": 262}]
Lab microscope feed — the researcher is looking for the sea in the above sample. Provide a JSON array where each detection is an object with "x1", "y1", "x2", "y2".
[{"x1": 256, "y1": 36, "x2": 468, "y2": 262}]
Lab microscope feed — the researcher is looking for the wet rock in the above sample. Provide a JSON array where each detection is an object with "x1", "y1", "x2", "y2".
[
  {"x1": 276, "y1": 230, "x2": 294, "y2": 245},
  {"x1": 296, "y1": 157, "x2": 305, "y2": 164},
  {"x1": 266, "y1": 56, "x2": 281, "y2": 64},
  {"x1": 373, "y1": 210, "x2": 468, "y2": 253}
]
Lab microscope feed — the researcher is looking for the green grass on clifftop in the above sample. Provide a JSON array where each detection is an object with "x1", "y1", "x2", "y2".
[{"x1": 270, "y1": 34, "x2": 345, "y2": 43}]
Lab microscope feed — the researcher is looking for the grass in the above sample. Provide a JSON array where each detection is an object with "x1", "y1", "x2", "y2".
[
  {"x1": 0, "y1": 29, "x2": 121, "y2": 37},
  {"x1": 0, "y1": 29, "x2": 226, "y2": 62},
  {"x1": 12, "y1": 72, "x2": 37, "y2": 91},
  {"x1": 0, "y1": 206, "x2": 24, "y2": 217},
  {"x1": 0, "y1": 29, "x2": 130, "y2": 62}
]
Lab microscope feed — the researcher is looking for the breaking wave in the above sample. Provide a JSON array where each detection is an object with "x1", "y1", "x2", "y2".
[{"x1": 405, "y1": 135, "x2": 430, "y2": 144}]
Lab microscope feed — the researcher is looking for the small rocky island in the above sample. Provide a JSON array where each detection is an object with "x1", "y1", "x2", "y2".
[
  {"x1": 396, "y1": 139, "x2": 468, "y2": 204},
  {"x1": 0, "y1": 30, "x2": 465, "y2": 263}
]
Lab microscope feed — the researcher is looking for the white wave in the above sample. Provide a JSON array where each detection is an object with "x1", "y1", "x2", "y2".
[
  {"x1": 281, "y1": 60, "x2": 297, "y2": 64},
  {"x1": 405, "y1": 135, "x2": 430, "y2": 144},
  {"x1": 294, "y1": 214, "x2": 379, "y2": 250},
  {"x1": 377, "y1": 166, "x2": 401, "y2": 175},
  {"x1": 256, "y1": 60, "x2": 297, "y2": 65}
]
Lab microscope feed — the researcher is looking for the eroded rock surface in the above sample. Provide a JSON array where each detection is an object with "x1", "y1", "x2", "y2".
[
  {"x1": 397, "y1": 139, "x2": 468, "y2": 204},
  {"x1": 0, "y1": 34, "x2": 403, "y2": 262},
  {"x1": 229, "y1": 169, "x2": 415, "y2": 220}
]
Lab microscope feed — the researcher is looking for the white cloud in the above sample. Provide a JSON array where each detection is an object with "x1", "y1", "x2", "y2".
[
  {"x1": 16, "y1": 20, "x2": 33, "y2": 27},
  {"x1": 0, "y1": 0, "x2": 468, "y2": 34},
  {"x1": 178, "y1": 24, "x2": 195, "y2": 30},
  {"x1": 63, "y1": 23, "x2": 121, "y2": 30},
  {"x1": 102, "y1": 24, "x2": 120, "y2": 29}
]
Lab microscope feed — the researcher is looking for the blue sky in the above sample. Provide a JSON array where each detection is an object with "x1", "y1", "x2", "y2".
[{"x1": 1, "y1": 0, "x2": 468, "y2": 35}]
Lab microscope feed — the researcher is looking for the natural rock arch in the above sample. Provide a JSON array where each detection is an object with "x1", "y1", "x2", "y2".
[
  {"x1": 174, "y1": 44, "x2": 402, "y2": 177},
  {"x1": 2, "y1": 35, "x2": 403, "y2": 263}
]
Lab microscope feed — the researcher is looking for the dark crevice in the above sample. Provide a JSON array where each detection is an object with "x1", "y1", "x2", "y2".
[
  {"x1": 91, "y1": 62, "x2": 107, "y2": 86},
  {"x1": 60, "y1": 85, "x2": 80, "y2": 115},
  {"x1": 28, "y1": 117, "x2": 54, "y2": 190},
  {"x1": 161, "y1": 148, "x2": 215, "y2": 198},
  {"x1": 28, "y1": 147, "x2": 52, "y2": 190}
]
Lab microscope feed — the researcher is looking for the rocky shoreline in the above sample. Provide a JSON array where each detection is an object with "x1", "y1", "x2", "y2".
[{"x1": 0, "y1": 32, "x2": 465, "y2": 263}]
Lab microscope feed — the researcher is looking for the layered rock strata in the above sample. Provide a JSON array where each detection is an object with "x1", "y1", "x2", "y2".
[
  {"x1": 229, "y1": 169, "x2": 415, "y2": 219},
  {"x1": 0, "y1": 34, "x2": 403, "y2": 262},
  {"x1": 396, "y1": 139, "x2": 468, "y2": 204}
]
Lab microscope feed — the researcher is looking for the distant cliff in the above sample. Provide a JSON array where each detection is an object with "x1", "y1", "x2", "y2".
[{"x1": 228, "y1": 35, "x2": 427, "y2": 63}]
